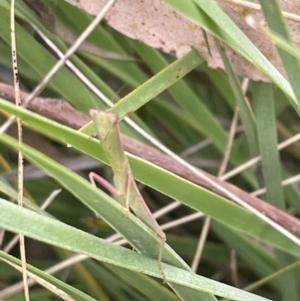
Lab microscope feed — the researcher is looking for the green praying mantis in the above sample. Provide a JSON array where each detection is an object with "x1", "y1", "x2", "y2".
[{"x1": 89, "y1": 109, "x2": 166, "y2": 280}]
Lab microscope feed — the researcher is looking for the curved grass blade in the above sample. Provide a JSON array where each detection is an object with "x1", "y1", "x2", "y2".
[
  {"x1": 80, "y1": 49, "x2": 204, "y2": 135},
  {"x1": 162, "y1": 0, "x2": 298, "y2": 110},
  {"x1": 0, "y1": 200, "x2": 272, "y2": 301},
  {"x1": 258, "y1": 0, "x2": 300, "y2": 111},
  {"x1": 0, "y1": 251, "x2": 97, "y2": 301},
  {"x1": 0, "y1": 100, "x2": 300, "y2": 257}
]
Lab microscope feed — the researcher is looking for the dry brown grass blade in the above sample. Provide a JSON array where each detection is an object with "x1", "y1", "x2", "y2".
[
  {"x1": 1, "y1": 83, "x2": 300, "y2": 239},
  {"x1": 10, "y1": 1, "x2": 29, "y2": 300}
]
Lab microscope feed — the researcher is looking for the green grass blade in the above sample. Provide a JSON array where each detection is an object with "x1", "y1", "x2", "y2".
[
  {"x1": 253, "y1": 82, "x2": 285, "y2": 208},
  {"x1": 258, "y1": 0, "x2": 300, "y2": 111},
  {"x1": 0, "y1": 178, "x2": 49, "y2": 216},
  {"x1": 134, "y1": 42, "x2": 228, "y2": 152},
  {"x1": 0, "y1": 200, "x2": 273, "y2": 301},
  {"x1": 0, "y1": 8, "x2": 97, "y2": 112},
  {"x1": 216, "y1": 40, "x2": 258, "y2": 157},
  {"x1": 162, "y1": 0, "x2": 298, "y2": 110},
  {"x1": 80, "y1": 49, "x2": 203, "y2": 135},
  {"x1": 253, "y1": 82, "x2": 298, "y2": 300},
  {"x1": 212, "y1": 221, "x2": 280, "y2": 289},
  {"x1": 0, "y1": 131, "x2": 219, "y2": 300},
  {"x1": 111, "y1": 49, "x2": 203, "y2": 118},
  {"x1": 0, "y1": 251, "x2": 97, "y2": 301},
  {"x1": 103, "y1": 265, "x2": 179, "y2": 301},
  {"x1": 0, "y1": 100, "x2": 300, "y2": 257}
]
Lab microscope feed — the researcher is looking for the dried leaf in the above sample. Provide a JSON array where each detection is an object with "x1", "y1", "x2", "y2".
[{"x1": 64, "y1": 0, "x2": 300, "y2": 82}]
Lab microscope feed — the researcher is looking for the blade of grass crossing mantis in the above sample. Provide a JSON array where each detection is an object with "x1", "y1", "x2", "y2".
[{"x1": 89, "y1": 109, "x2": 166, "y2": 281}]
